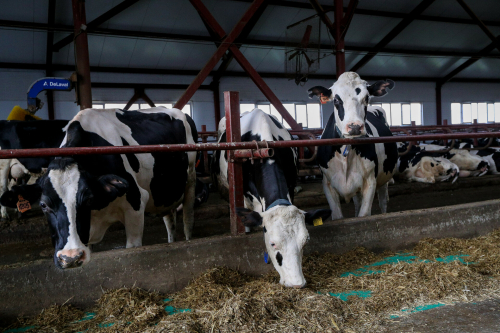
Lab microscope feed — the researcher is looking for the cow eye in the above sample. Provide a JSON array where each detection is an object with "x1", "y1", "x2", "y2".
[{"x1": 40, "y1": 201, "x2": 52, "y2": 213}]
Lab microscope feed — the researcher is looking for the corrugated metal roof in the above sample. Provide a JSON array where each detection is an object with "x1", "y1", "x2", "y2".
[{"x1": 1, "y1": 0, "x2": 500, "y2": 79}]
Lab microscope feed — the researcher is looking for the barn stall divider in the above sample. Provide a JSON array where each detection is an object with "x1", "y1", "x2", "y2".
[{"x1": 2, "y1": 91, "x2": 500, "y2": 319}]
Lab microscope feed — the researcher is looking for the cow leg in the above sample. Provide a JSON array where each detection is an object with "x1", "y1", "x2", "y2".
[
  {"x1": 0, "y1": 159, "x2": 11, "y2": 221},
  {"x1": 322, "y1": 176, "x2": 343, "y2": 220},
  {"x1": 124, "y1": 209, "x2": 144, "y2": 248},
  {"x1": 358, "y1": 176, "x2": 377, "y2": 217},
  {"x1": 353, "y1": 192, "x2": 362, "y2": 217},
  {"x1": 163, "y1": 210, "x2": 176, "y2": 243},
  {"x1": 182, "y1": 157, "x2": 197, "y2": 241},
  {"x1": 377, "y1": 183, "x2": 389, "y2": 214}
]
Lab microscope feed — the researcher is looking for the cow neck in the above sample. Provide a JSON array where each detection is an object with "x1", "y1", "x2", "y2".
[{"x1": 246, "y1": 158, "x2": 290, "y2": 211}]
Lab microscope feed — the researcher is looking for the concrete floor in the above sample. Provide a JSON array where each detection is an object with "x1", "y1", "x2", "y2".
[{"x1": 384, "y1": 299, "x2": 500, "y2": 333}]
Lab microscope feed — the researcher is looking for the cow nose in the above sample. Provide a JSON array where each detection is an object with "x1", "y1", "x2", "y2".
[
  {"x1": 58, "y1": 250, "x2": 84, "y2": 269},
  {"x1": 292, "y1": 282, "x2": 307, "y2": 289},
  {"x1": 348, "y1": 124, "x2": 362, "y2": 136}
]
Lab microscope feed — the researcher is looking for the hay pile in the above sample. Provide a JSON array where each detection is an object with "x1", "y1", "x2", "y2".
[{"x1": 4, "y1": 230, "x2": 500, "y2": 333}]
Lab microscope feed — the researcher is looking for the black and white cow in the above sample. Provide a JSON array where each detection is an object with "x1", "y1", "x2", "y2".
[
  {"x1": 212, "y1": 109, "x2": 330, "y2": 288},
  {"x1": 0, "y1": 120, "x2": 68, "y2": 220},
  {"x1": 420, "y1": 144, "x2": 489, "y2": 177},
  {"x1": 308, "y1": 72, "x2": 398, "y2": 219},
  {"x1": 1, "y1": 107, "x2": 197, "y2": 269},
  {"x1": 396, "y1": 143, "x2": 459, "y2": 183},
  {"x1": 451, "y1": 141, "x2": 500, "y2": 175}
]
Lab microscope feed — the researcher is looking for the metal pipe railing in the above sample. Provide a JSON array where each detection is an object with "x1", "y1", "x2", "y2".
[{"x1": 2, "y1": 132, "x2": 500, "y2": 160}]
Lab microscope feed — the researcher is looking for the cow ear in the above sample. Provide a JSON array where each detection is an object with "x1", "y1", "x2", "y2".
[
  {"x1": 304, "y1": 209, "x2": 331, "y2": 225},
  {"x1": 236, "y1": 207, "x2": 263, "y2": 227},
  {"x1": 0, "y1": 183, "x2": 42, "y2": 208},
  {"x1": 367, "y1": 79, "x2": 395, "y2": 97},
  {"x1": 308, "y1": 86, "x2": 333, "y2": 103},
  {"x1": 92, "y1": 175, "x2": 129, "y2": 208}
]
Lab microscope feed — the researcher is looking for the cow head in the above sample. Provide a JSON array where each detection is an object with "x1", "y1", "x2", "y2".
[
  {"x1": 308, "y1": 72, "x2": 394, "y2": 138},
  {"x1": 416, "y1": 157, "x2": 459, "y2": 183},
  {"x1": 237, "y1": 205, "x2": 330, "y2": 288},
  {"x1": 0, "y1": 157, "x2": 128, "y2": 269}
]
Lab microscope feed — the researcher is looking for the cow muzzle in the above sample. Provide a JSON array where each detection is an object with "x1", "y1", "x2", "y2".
[
  {"x1": 344, "y1": 123, "x2": 365, "y2": 137},
  {"x1": 57, "y1": 249, "x2": 86, "y2": 269}
]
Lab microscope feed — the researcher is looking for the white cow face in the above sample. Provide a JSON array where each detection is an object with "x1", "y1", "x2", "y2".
[
  {"x1": 0, "y1": 158, "x2": 129, "y2": 269},
  {"x1": 308, "y1": 72, "x2": 394, "y2": 138},
  {"x1": 415, "y1": 156, "x2": 459, "y2": 183},
  {"x1": 237, "y1": 206, "x2": 330, "y2": 288}
]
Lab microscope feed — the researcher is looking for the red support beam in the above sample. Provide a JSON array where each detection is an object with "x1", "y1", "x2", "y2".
[
  {"x1": 436, "y1": 82, "x2": 442, "y2": 125},
  {"x1": 45, "y1": 0, "x2": 56, "y2": 119},
  {"x1": 72, "y1": 0, "x2": 92, "y2": 110},
  {"x1": 334, "y1": 0, "x2": 345, "y2": 77},
  {"x1": 224, "y1": 91, "x2": 246, "y2": 236},
  {"x1": 54, "y1": 0, "x2": 141, "y2": 52},
  {"x1": 456, "y1": 0, "x2": 500, "y2": 53},
  {"x1": 350, "y1": 0, "x2": 436, "y2": 72},
  {"x1": 187, "y1": 0, "x2": 301, "y2": 131},
  {"x1": 174, "y1": 0, "x2": 265, "y2": 110}
]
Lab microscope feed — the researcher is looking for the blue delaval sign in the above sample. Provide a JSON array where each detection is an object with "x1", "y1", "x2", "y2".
[{"x1": 27, "y1": 77, "x2": 73, "y2": 110}]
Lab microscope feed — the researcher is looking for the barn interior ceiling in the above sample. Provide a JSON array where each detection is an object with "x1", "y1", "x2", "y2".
[{"x1": 1, "y1": 0, "x2": 500, "y2": 81}]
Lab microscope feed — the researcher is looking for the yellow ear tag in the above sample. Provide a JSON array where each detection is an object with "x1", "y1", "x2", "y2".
[
  {"x1": 313, "y1": 217, "x2": 323, "y2": 226},
  {"x1": 17, "y1": 195, "x2": 31, "y2": 213}
]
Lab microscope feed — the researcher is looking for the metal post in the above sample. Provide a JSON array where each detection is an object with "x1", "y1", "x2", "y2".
[
  {"x1": 436, "y1": 82, "x2": 442, "y2": 125},
  {"x1": 225, "y1": 91, "x2": 246, "y2": 236},
  {"x1": 410, "y1": 120, "x2": 417, "y2": 145},
  {"x1": 46, "y1": 0, "x2": 56, "y2": 119},
  {"x1": 334, "y1": 0, "x2": 346, "y2": 77},
  {"x1": 72, "y1": 0, "x2": 92, "y2": 110},
  {"x1": 201, "y1": 125, "x2": 210, "y2": 175},
  {"x1": 473, "y1": 119, "x2": 479, "y2": 146},
  {"x1": 443, "y1": 119, "x2": 448, "y2": 146}
]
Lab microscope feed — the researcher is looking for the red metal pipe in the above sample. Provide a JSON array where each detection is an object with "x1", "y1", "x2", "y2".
[
  {"x1": 233, "y1": 148, "x2": 274, "y2": 159},
  {"x1": 225, "y1": 91, "x2": 246, "y2": 236},
  {"x1": 2, "y1": 132, "x2": 500, "y2": 160},
  {"x1": 174, "y1": 0, "x2": 265, "y2": 110},
  {"x1": 72, "y1": 0, "x2": 92, "y2": 110}
]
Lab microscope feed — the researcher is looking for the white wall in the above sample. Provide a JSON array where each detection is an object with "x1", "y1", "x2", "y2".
[{"x1": 2, "y1": 68, "x2": 500, "y2": 130}]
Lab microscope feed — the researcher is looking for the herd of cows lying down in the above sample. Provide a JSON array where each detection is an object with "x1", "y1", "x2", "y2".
[{"x1": 0, "y1": 72, "x2": 498, "y2": 289}]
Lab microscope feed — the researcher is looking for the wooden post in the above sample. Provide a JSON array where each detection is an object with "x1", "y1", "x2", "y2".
[{"x1": 225, "y1": 91, "x2": 245, "y2": 236}]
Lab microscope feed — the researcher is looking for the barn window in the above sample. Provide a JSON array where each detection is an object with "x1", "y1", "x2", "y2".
[
  {"x1": 371, "y1": 103, "x2": 422, "y2": 126},
  {"x1": 451, "y1": 102, "x2": 498, "y2": 124},
  {"x1": 240, "y1": 103, "x2": 322, "y2": 129}
]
